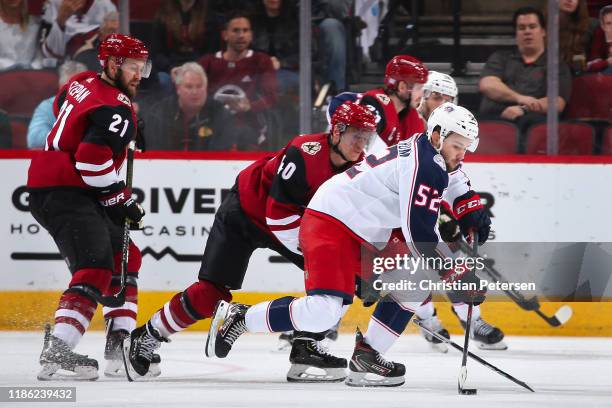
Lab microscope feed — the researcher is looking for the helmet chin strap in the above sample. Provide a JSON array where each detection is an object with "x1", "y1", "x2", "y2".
[{"x1": 328, "y1": 132, "x2": 352, "y2": 163}]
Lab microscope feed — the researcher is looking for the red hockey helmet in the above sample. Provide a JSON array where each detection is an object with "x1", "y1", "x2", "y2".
[
  {"x1": 331, "y1": 101, "x2": 377, "y2": 133},
  {"x1": 98, "y1": 34, "x2": 151, "y2": 78},
  {"x1": 384, "y1": 55, "x2": 428, "y2": 90}
]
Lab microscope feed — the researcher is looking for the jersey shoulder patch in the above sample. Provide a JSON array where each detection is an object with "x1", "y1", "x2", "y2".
[
  {"x1": 375, "y1": 93, "x2": 390, "y2": 105},
  {"x1": 116, "y1": 93, "x2": 131, "y2": 107},
  {"x1": 433, "y1": 154, "x2": 447, "y2": 171},
  {"x1": 301, "y1": 141, "x2": 321, "y2": 155}
]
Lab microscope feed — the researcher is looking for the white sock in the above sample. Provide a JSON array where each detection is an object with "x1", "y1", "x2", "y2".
[
  {"x1": 364, "y1": 317, "x2": 398, "y2": 354},
  {"x1": 415, "y1": 300, "x2": 435, "y2": 320},
  {"x1": 150, "y1": 310, "x2": 173, "y2": 339},
  {"x1": 245, "y1": 301, "x2": 272, "y2": 333},
  {"x1": 108, "y1": 316, "x2": 136, "y2": 333},
  {"x1": 452, "y1": 303, "x2": 481, "y2": 321},
  {"x1": 52, "y1": 324, "x2": 82, "y2": 349}
]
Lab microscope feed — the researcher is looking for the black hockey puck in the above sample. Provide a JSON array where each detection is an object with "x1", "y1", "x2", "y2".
[{"x1": 459, "y1": 388, "x2": 478, "y2": 395}]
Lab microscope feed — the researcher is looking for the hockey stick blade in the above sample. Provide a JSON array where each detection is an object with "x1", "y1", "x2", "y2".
[
  {"x1": 454, "y1": 240, "x2": 573, "y2": 328},
  {"x1": 458, "y1": 367, "x2": 477, "y2": 394},
  {"x1": 413, "y1": 319, "x2": 535, "y2": 392},
  {"x1": 96, "y1": 287, "x2": 126, "y2": 308},
  {"x1": 535, "y1": 305, "x2": 573, "y2": 327}
]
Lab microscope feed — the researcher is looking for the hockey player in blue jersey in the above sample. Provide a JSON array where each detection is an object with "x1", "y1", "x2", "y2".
[
  {"x1": 412, "y1": 71, "x2": 506, "y2": 351},
  {"x1": 206, "y1": 103, "x2": 488, "y2": 387}
]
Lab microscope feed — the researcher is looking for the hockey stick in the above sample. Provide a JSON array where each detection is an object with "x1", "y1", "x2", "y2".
[
  {"x1": 458, "y1": 233, "x2": 478, "y2": 395},
  {"x1": 413, "y1": 318, "x2": 535, "y2": 392},
  {"x1": 96, "y1": 141, "x2": 136, "y2": 308},
  {"x1": 454, "y1": 239, "x2": 573, "y2": 327}
]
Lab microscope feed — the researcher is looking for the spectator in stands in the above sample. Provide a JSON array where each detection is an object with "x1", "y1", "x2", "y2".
[
  {"x1": 0, "y1": 0, "x2": 43, "y2": 70},
  {"x1": 152, "y1": 0, "x2": 220, "y2": 75},
  {"x1": 199, "y1": 12, "x2": 278, "y2": 150},
  {"x1": 144, "y1": 62, "x2": 237, "y2": 151},
  {"x1": 313, "y1": 0, "x2": 351, "y2": 92},
  {"x1": 557, "y1": 0, "x2": 595, "y2": 74},
  {"x1": 479, "y1": 6, "x2": 572, "y2": 152},
  {"x1": 40, "y1": 0, "x2": 116, "y2": 63},
  {"x1": 73, "y1": 10, "x2": 118, "y2": 71},
  {"x1": 586, "y1": 5, "x2": 612, "y2": 73},
  {"x1": 252, "y1": 0, "x2": 299, "y2": 95},
  {"x1": 27, "y1": 61, "x2": 87, "y2": 149}
]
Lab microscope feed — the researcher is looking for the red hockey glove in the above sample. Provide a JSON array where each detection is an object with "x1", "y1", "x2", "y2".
[
  {"x1": 98, "y1": 181, "x2": 145, "y2": 229},
  {"x1": 453, "y1": 191, "x2": 491, "y2": 245}
]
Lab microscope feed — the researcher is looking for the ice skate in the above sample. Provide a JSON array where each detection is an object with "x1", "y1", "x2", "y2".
[
  {"x1": 286, "y1": 332, "x2": 347, "y2": 382},
  {"x1": 122, "y1": 322, "x2": 168, "y2": 381},
  {"x1": 414, "y1": 311, "x2": 450, "y2": 353},
  {"x1": 105, "y1": 328, "x2": 161, "y2": 378},
  {"x1": 455, "y1": 310, "x2": 507, "y2": 350},
  {"x1": 345, "y1": 329, "x2": 405, "y2": 387},
  {"x1": 206, "y1": 301, "x2": 249, "y2": 358},
  {"x1": 37, "y1": 324, "x2": 98, "y2": 381}
]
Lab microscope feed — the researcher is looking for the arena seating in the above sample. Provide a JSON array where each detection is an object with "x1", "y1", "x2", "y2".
[
  {"x1": 476, "y1": 120, "x2": 519, "y2": 154},
  {"x1": 526, "y1": 122, "x2": 596, "y2": 155}
]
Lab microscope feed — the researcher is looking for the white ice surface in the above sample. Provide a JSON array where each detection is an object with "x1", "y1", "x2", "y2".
[{"x1": 0, "y1": 331, "x2": 610, "y2": 408}]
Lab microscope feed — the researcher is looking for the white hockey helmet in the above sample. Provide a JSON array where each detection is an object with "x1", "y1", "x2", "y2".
[
  {"x1": 426, "y1": 102, "x2": 479, "y2": 152},
  {"x1": 422, "y1": 71, "x2": 458, "y2": 103}
]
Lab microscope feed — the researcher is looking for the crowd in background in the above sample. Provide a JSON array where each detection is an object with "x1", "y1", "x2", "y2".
[{"x1": 0, "y1": 0, "x2": 610, "y2": 153}]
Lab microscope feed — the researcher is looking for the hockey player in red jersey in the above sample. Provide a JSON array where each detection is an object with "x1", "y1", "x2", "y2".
[
  {"x1": 361, "y1": 55, "x2": 428, "y2": 153},
  {"x1": 27, "y1": 34, "x2": 152, "y2": 381},
  {"x1": 208, "y1": 102, "x2": 488, "y2": 387},
  {"x1": 122, "y1": 102, "x2": 377, "y2": 382}
]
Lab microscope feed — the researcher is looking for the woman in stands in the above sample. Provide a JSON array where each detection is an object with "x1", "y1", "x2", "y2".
[
  {"x1": 0, "y1": 0, "x2": 42, "y2": 70},
  {"x1": 557, "y1": 0, "x2": 596, "y2": 74}
]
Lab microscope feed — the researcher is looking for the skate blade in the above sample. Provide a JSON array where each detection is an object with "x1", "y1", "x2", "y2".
[
  {"x1": 121, "y1": 338, "x2": 153, "y2": 382},
  {"x1": 38, "y1": 364, "x2": 98, "y2": 381},
  {"x1": 105, "y1": 359, "x2": 161, "y2": 378},
  {"x1": 345, "y1": 371, "x2": 405, "y2": 387},
  {"x1": 286, "y1": 364, "x2": 346, "y2": 383},
  {"x1": 205, "y1": 300, "x2": 230, "y2": 358},
  {"x1": 104, "y1": 359, "x2": 124, "y2": 377},
  {"x1": 477, "y1": 340, "x2": 508, "y2": 350},
  {"x1": 429, "y1": 342, "x2": 449, "y2": 353}
]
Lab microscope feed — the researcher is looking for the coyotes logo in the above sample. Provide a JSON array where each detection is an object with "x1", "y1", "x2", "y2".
[
  {"x1": 301, "y1": 141, "x2": 321, "y2": 155},
  {"x1": 375, "y1": 93, "x2": 390, "y2": 105}
]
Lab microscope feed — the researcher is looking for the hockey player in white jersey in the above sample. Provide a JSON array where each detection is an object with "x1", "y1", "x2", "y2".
[
  {"x1": 206, "y1": 103, "x2": 487, "y2": 387},
  {"x1": 412, "y1": 71, "x2": 507, "y2": 351}
]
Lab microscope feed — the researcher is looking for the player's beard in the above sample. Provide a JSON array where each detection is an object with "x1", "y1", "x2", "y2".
[
  {"x1": 116, "y1": 69, "x2": 138, "y2": 98},
  {"x1": 103, "y1": 66, "x2": 137, "y2": 98},
  {"x1": 399, "y1": 92, "x2": 412, "y2": 107}
]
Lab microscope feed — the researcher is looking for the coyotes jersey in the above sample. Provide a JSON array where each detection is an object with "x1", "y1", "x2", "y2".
[
  {"x1": 360, "y1": 88, "x2": 425, "y2": 154},
  {"x1": 237, "y1": 133, "x2": 356, "y2": 254},
  {"x1": 27, "y1": 71, "x2": 137, "y2": 191},
  {"x1": 198, "y1": 50, "x2": 278, "y2": 113},
  {"x1": 308, "y1": 134, "x2": 451, "y2": 257}
]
